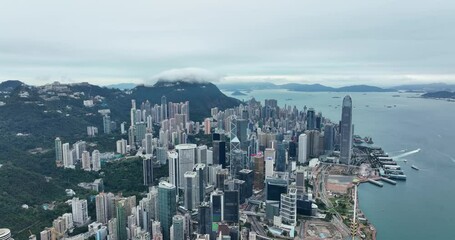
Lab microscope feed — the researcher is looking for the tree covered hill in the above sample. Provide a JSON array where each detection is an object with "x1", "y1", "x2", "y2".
[{"x1": 0, "y1": 79, "x2": 239, "y2": 238}]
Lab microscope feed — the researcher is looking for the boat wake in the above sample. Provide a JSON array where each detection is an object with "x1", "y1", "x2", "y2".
[
  {"x1": 393, "y1": 148, "x2": 421, "y2": 159},
  {"x1": 438, "y1": 152, "x2": 455, "y2": 163}
]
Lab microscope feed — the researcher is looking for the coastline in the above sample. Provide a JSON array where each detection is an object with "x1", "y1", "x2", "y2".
[{"x1": 356, "y1": 181, "x2": 377, "y2": 240}]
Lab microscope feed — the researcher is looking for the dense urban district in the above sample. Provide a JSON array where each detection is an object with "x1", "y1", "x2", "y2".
[{"x1": 0, "y1": 80, "x2": 407, "y2": 240}]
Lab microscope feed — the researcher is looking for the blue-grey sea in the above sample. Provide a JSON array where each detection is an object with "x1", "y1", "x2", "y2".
[{"x1": 228, "y1": 89, "x2": 455, "y2": 240}]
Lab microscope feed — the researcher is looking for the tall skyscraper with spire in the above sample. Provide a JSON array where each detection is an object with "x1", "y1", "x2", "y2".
[{"x1": 340, "y1": 95, "x2": 353, "y2": 165}]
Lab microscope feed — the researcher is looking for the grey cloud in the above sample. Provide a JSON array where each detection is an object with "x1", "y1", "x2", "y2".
[
  {"x1": 0, "y1": 0, "x2": 454, "y2": 86},
  {"x1": 146, "y1": 68, "x2": 221, "y2": 85}
]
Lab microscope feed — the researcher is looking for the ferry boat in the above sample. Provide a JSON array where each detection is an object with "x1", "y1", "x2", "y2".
[{"x1": 411, "y1": 165, "x2": 420, "y2": 170}]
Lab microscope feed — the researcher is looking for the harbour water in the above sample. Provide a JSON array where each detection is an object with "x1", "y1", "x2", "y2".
[{"x1": 229, "y1": 89, "x2": 455, "y2": 240}]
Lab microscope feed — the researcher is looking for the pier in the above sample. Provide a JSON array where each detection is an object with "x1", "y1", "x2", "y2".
[
  {"x1": 368, "y1": 179, "x2": 384, "y2": 187},
  {"x1": 380, "y1": 177, "x2": 397, "y2": 185}
]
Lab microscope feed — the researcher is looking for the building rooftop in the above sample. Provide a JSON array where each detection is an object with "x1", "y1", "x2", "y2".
[
  {"x1": 175, "y1": 144, "x2": 197, "y2": 150},
  {"x1": 184, "y1": 171, "x2": 198, "y2": 177},
  {"x1": 239, "y1": 169, "x2": 253, "y2": 174},
  {"x1": 0, "y1": 228, "x2": 11, "y2": 238},
  {"x1": 159, "y1": 181, "x2": 176, "y2": 189}
]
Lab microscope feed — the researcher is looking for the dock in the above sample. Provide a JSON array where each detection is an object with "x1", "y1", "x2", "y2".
[
  {"x1": 368, "y1": 179, "x2": 384, "y2": 187},
  {"x1": 388, "y1": 174, "x2": 407, "y2": 181},
  {"x1": 383, "y1": 165, "x2": 401, "y2": 170},
  {"x1": 380, "y1": 177, "x2": 397, "y2": 185}
]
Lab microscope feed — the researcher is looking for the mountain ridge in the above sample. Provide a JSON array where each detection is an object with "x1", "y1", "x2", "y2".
[{"x1": 216, "y1": 82, "x2": 395, "y2": 92}]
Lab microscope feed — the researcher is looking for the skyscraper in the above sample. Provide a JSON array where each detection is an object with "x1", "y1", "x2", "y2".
[
  {"x1": 340, "y1": 95, "x2": 353, "y2": 165},
  {"x1": 236, "y1": 119, "x2": 248, "y2": 142},
  {"x1": 135, "y1": 122, "x2": 147, "y2": 143},
  {"x1": 116, "y1": 200, "x2": 127, "y2": 240},
  {"x1": 306, "y1": 130, "x2": 321, "y2": 158},
  {"x1": 116, "y1": 139, "x2": 128, "y2": 154},
  {"x1": 204, "y1": 118, "x2": 211, "y2": 135},
  {"x1": 323, "y1": 123, "x2": 335, "y2": 153},
  {"x1": 158, "y1": 181, "x2": 177, "y2": 240},
  {"x1": 275, "y1": 141, "x2": 286, "y2": 172},
  {"x1": 238, "y1": 169, "x2": 254, "y2": 199},
  {"x1": 40, "y1": 229, "x2": 52, "y2": 240},
  {"x1": 175, "y1": 144, "x2": 197, "y2": 190},
  {"x1": 184, "y1": 171, "x2": 198, "y2": 211},
  {"x1": 128, "y1": 126, "x2": 136, "y2": 150},
  {"x1": 264, "y1": 148, "x2": 275, "y2": 177},
  {"x1": 212, "y1": 140, "x2": 226, "y2": 168},
  {"x1": 196, "y1": 145, "x2": 208, "y2": 164},
  {"x1": 161, "y1": 96, "x2": 167, "y2": 121},
  {"x1": 55, "y1": 137, "x2": 63, "y2": 166},
  {"x1": 230, "y1": 149, "x2": 245, "y2": 178},
  {"x1": 210, "y1": 190, "x2": 224, "y2": 223},
  {"x1": 198, "y1": 202, "x2": 212, "y2": 235},
  {"x1": 298, "y1": 133, "x2": 308, "y2": 164},
  {"x1": 62, "y1": 142, "x2": 73, "y2": 168},
  {"x1": 156, "y1": 147, "x2": 167, "y2": 165},
  {"x1": 193, "y1": 164, "x2": 207, "y2": 204},
  {"x1": 145, "y1": 133, "x2": 153, "y2": 155},
  {"x1": 306, "y1": 108, "x2": 316, "y2": 130},
  {"x1": 81, "y1": 150, "x2": 91, "y2": 171},
  {"x1": 168, "y1": 151, "x2": 179, "y2": 191},
  {"x1": 253, "y1": 153, "x2": 265, "y2": 190},
  {"x1": 280, "y1": 188, "x2": 297, "y2": 226},
  {"x1": 223, "y1": 190, "x2": 239, "y2": 223},
  {"x1": 108, "y1": 218, "x2": 118, "y2": 240},
  {"x1": 103, "y1": 115, "x2": 111, "y2": 134},
  {"x1": 92, "y1": 150, "x2": 101, "y2": 171},
  {"x1": 143, "y1": 158, "x2": 154, "y2": 186},
  {"x1": 170, "y1": 215, "x2": 185, "y2": 240},
  {"x1": 216, "y1": 169, "x2": 229, "y2": 191},
  {"x1": 95, "y1": 193, "x2": 108, "y2": 224},
  {"x1": 71, "y1": 197, "x2": 88, "y2": 226},
  {"x1": 295, "y1": 166, "x2": 306, "y2": 199}
]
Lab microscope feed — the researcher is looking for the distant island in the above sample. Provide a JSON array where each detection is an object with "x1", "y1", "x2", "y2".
[
  {"x1": 231, "y1": 90, "x2": 247, "y2": 96},
  {"x1": 217, "y1": 82, "x2": 395, "y2": 92},
  {"x1": 421, "y1": 91, "x2": 455, "y2": 100},
  {"x1": 217, "y1": 82, "x2": 455, "y2": 93}
]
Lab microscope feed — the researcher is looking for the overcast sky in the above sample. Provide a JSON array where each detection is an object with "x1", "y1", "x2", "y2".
[{"x1": 1, "y1": 0, "x2": 454, "y2": 87}]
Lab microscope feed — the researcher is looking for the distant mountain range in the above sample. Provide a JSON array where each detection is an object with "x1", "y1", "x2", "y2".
[
  {"x1": 216, "y1": 82, "x2": 455, "y2": 93},
  {"x1": 216, "y1": 82, "x2": 395, "y2": 92}
]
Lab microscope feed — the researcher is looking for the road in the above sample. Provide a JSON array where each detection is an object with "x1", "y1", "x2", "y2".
[{"x1": 243, "y1": 191, "x2": 270, "y2": 238}]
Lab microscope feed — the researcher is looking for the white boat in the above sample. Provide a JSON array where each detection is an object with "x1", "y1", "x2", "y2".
[{"x1": 411, "y1": 165, "x2": 419, "y2": 170}]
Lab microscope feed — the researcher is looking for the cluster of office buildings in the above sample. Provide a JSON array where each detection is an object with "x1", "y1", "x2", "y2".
[{"x1": 47, "y1": 94, "x2": 353, "y2": 240}]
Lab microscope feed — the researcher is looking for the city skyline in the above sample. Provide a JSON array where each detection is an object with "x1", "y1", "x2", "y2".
[{"x1": 1, "y1": 1, "x2": 454, "y2": 239}]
